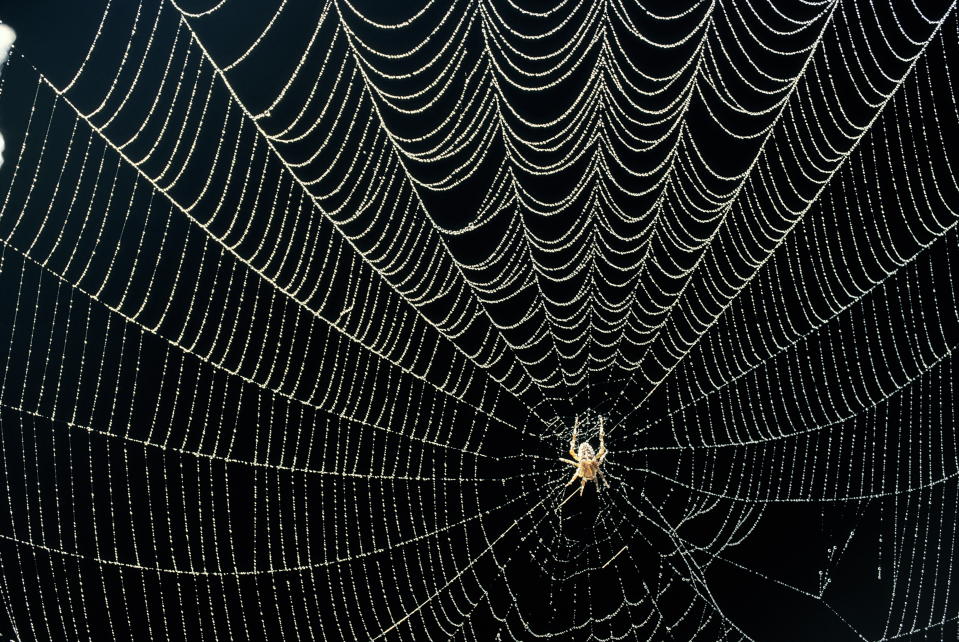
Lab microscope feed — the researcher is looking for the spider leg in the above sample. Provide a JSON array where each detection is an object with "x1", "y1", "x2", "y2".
[
  {"x1": 597, "y1": 417, "x2": 607, "y2": 461},
  {"x1": 558, "y1": 458, "x2": 578, "y2": 467},
  {"x1": 569, "y1": 416, "x2": 579, "y2": 460},
  {"x1": 598, "y1": 470, "x2": 609, "y2": 488},
  {"x1": 565, "y1": 471, "x2": 579, "y2": 487},
  {"x1": 579, "y1": 477, "x2": 587, "y2": 496}
]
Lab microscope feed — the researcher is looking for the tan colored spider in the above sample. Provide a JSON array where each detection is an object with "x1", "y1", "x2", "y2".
[{"x1": 559, "y1": 416, "x2": 609, "y2": 495}]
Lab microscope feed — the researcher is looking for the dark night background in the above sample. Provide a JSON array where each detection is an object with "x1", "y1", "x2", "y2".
[{"x1": 0, "y1": 0, "x2": 956, "y2": 640}]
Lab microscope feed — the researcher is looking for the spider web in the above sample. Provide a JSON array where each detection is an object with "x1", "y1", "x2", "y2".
[{"x1": 0, "y1": 0, "x2": 957, "y2": 639}]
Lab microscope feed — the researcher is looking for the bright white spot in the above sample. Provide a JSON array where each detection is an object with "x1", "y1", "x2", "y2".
[
  {"x1": 0, "y1": 24, "x2": 13, "y2": 170},
  {"x1": 0, "y1": 24, "x2": 15, "y2": 64}
]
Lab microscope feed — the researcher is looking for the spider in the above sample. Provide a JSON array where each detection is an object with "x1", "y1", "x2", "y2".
[{"x1": 559, "y1": 416, "x2": 609, "y2": 495}]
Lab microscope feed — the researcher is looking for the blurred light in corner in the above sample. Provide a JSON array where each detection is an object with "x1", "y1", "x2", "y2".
[{"x1": 0, "y1": 22, "x2": 15, "y2": 170}]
